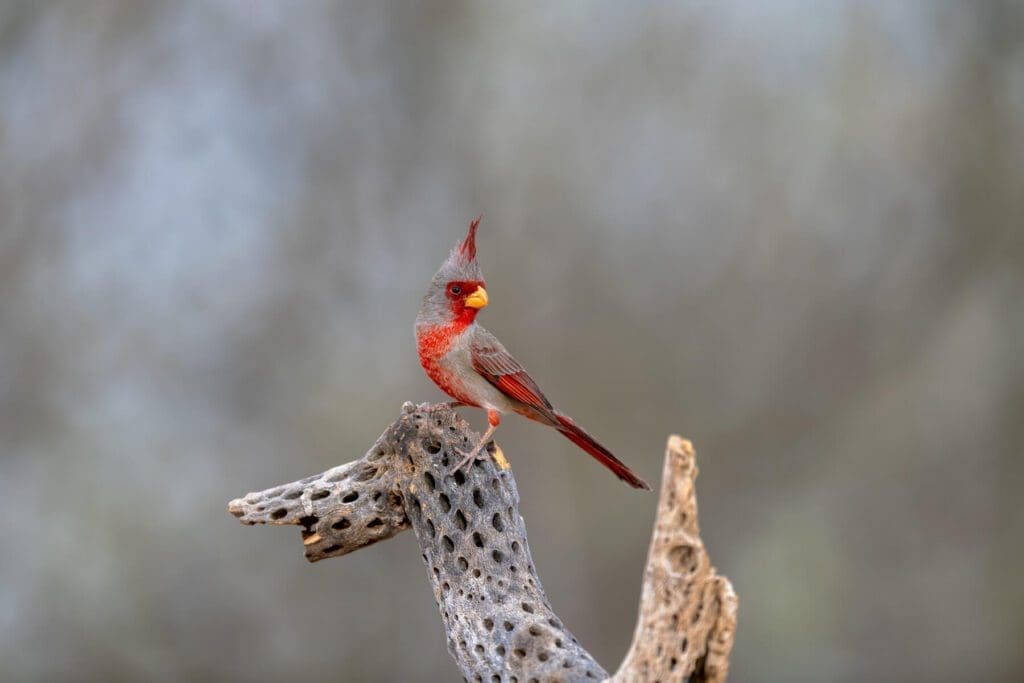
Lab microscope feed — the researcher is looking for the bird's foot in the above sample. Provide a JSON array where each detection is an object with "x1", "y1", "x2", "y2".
[
  {"x1": 449, "y1": 440, "x2": 488, "y2": 475},
  {"x1": 442, "y1": 401, "x2": 466, "y2": 410}
]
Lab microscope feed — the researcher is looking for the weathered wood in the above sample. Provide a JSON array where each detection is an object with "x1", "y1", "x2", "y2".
[
  {"x1": 228, "y1": 440, "x2": 410, "y2": 562},
  {"x1": 228, "y1": 402, "x2": 737, "y2": 682},
  {"x1": 611, "y1": 436, "x2": 738, "y2": 683},
  {"x1": 229, "y1": 402, "x2": 606, "y2": 680}
]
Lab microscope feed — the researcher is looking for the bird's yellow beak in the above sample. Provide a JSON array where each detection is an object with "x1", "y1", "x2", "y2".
[{"x1": 465, "y1": 286, "x2": 489, "y2": 309}]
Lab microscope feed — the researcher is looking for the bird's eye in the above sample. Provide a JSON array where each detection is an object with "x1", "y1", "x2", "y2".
[{"x1": 449, "y1": 285, "x2": 462, "y2": 295}]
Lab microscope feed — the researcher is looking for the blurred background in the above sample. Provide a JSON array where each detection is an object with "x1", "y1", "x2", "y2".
[{"x1": 1, "y1": 1, "x2": 1022, "y2": 681}]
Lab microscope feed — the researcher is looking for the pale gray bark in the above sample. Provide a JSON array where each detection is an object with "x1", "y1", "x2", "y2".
[{"x1": 229, "y1": 402, "x2": 736, "y2": 682}]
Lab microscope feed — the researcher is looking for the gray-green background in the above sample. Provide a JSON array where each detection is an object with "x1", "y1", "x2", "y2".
[{"x1": 2, "y1": 2, "x2": 1021, "y2": 681}]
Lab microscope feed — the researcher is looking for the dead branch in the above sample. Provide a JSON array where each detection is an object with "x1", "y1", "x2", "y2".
[
  {"x1": 228, "y1": 402, "x2": 736, "y2": 682},
  {"x1": 611, "y1": 437, "x2": 738, "y2": 682}
]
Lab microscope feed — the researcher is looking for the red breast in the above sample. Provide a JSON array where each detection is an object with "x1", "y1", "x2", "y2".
[{"x1": 417, "y1": 321, "x2": 470, "y2": 399}]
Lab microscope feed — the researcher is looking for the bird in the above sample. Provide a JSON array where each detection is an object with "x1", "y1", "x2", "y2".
[{"x1": 414, "y1": 217, "x2": 651, "y2": 490}]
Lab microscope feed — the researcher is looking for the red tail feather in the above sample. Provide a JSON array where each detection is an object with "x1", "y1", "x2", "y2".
[{"x1": 555, "y1": 414, "x2": 650, "y2": 490}]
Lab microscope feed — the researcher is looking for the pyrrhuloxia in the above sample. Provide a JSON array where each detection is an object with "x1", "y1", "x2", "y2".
[{"x1": 415, "y1": 217, "x2": 650, "y2": 490}]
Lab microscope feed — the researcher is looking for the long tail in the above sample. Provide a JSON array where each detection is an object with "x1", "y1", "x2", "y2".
[{"x1": 554, "y1": 413, "x2": 651, "y2": 490}]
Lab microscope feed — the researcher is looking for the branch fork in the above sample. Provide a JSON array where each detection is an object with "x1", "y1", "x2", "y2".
[{"x1": 229, "y1": 402, "x2": 737, "y2": 682}]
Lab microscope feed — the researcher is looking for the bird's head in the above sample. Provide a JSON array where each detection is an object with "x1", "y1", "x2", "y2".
[{"x1": 418, "y1": 216, "x2": 488, "y2": 327}]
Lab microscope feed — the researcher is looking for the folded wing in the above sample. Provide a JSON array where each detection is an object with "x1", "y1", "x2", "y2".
[{"x1": 469, "y1": 328, "x2": 558, "y2": 424}]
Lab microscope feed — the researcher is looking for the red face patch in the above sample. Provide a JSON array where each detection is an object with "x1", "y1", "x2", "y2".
[
  {"x1": 445, "y1": 280, "x2": 485, "y2": 321},
  {"x1": 445, "y1": 280, "x2": 483, "y2": 300}
]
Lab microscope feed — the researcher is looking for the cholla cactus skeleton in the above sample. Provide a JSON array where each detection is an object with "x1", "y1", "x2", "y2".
[{"x1": 229, "y1": 402, "x2": 737, "y2": 682}]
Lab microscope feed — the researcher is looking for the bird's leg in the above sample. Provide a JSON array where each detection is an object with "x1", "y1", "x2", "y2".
[
  {"x1": 450, "y1": 410, "x2": 500, "y2": 474},
  {"x1": 443, "y1": 401, "x2": 467, "y2": 409}
]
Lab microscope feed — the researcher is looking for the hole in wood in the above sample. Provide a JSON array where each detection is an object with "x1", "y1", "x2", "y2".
[
  {"x1": 354, "y1": 465, "x2": 378, "y2": 482},
  {"x1": 668, "y1": 543, "x2": 697, "y2": 573}
]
